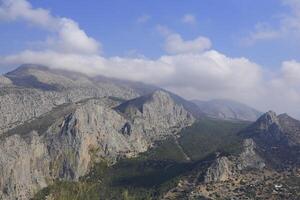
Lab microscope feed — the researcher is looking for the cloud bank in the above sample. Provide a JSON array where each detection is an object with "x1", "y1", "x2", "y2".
[{"x1": 0, "y1": 0, "x2": 300, "y2": 118}]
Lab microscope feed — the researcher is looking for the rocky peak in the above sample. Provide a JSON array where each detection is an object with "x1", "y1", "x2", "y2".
[
  {"x1": 6, "y1": 64, "x2": 48, "y2": 75},
  {"x1": 240, "y1": 111, "x2": 300, "y2": 168},
  {"x1": 255, "y1": 111, "x2": 279, "y2": 130},
  {"x1": 116, "y1": 90, "x2": 173, "y2": 112},
  {"x1": 204, "y1": 156, "x2": 233, "y2": 183},
  {"x1": 0, "y1": 64, "x2": 140, "y2": 134},
  {"x1": 116, "y1": 90, "x2": 194, "y2": 141},
  {"x1": 150, "y1": 90, "x2": 171, "y2": 101},
  {"x1": 278, "y1": 113, "x2": 300, "y2": 145},
  {"x1": 245, "y1": 111, "x2": 300, "y2": 144}
]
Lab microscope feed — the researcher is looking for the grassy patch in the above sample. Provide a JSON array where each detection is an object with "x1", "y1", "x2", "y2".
[
  {"x1": 179, "y1": 118, "x2": 249, "y2": 161},
  {"x1": 141, "y1": 137, "x2": 189, "y2": 162},
  {"x1": 34, "y1": 158, "x2": 193, "y2": 200}
]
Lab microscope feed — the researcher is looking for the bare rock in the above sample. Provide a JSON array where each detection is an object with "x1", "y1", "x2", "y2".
[
  {"x1": 237, "y1": 139, "x2": 265, "y2": 170},
  {"x1": 204, "y1": 156, "x2": 233, "y2": 183},
  {"x1": 0, "y1": 91, "x2": 193, "y2": 199}
]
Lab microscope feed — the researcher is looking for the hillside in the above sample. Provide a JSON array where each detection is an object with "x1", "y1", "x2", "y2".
[
  {"x1": 0, "y1": 65, "x2": 198, "y2": 200},
  {"x1": 192, "y1": 99, "x2": 262, "y2": 121},
  {"x1": 33, "y1": 118, "x2": 249, "y2": 200},
  {"x1": 1, "y1": 65, "x2": 300, "y2": 200}
]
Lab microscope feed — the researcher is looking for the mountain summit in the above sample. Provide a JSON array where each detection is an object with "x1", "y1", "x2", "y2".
[{"x1": 241, "y1": 111, "x2": 300, "y2": 168}]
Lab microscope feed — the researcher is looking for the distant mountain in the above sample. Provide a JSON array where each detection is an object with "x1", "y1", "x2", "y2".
[
  {"x1": 4, "y1": 63, "x2": 157, "y2": 95},
  {"x1": 192, "y1": 99, "x2": 262, "y2": 121}
]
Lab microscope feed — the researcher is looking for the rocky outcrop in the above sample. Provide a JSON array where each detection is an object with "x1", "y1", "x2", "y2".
[
  {"x1": 0, "y1": 132, "x2": 50, "y2": 200},
  {"x1": 204, "y1": 139, "x2": 265, "y2": 183},
  {"x1": 241, "y1": 111, "x2": 300, "y2": 168},
  {"x1": 204, "y1": 156, "x2": 233, "y2": 183},
  {"x1": 116, "y1": 90, "x2": 194, "y2": 142},
  {"x1": 278, "y1": 113, "x2": 300, "y2": 145},
  {"x1": 0, "y1": 65, "x2": 140, "y2": 134},
  {"x1": 0, "y1": 89, "x2": 194, "y2": 200},
  {"x1": 237, "y1": 139, "x2": 265, "y2": 170},
  {"x1": 0, "y1": 75, "x2": 12, "y2": 86}
]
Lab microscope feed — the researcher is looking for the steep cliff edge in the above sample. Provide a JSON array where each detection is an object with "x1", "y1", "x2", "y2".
[{"x1": 0, "y1": 90, "x2": 194, "y2": 200}]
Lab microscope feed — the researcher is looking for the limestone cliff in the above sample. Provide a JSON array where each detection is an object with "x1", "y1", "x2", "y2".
[
  {"x1": 204, "y1": 156, "x2": 233, "y2": 183},
  {"x1": 0, "y1": 64, "x2": 139, "y2": 134},
  {"x1": 0, "y1": 90, "x2": 194, "y2": 200},
  {"x1": 204, "y1": 139, "x2": 265, "y2": 183}
]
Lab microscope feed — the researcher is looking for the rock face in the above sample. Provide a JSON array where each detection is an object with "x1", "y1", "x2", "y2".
[
  {"x1": 204, "y1": 139, "x2": 265, "y2": 183},
  {"x1": 192, "y1": 99, "x2": 262, "y2": 121},
  {"x1": 241, "y1": 111, "x2": 300, "y2": 168},
  {"x1": 0, "y1": 64, "x2": 141, "y2": 134},
  {"x1": 237, "y1": 139, "x2": 265, "y2": 170},
  {"x1": 204, "y1": 156, "x2": 233, "y2": 183},
  {"x1": 116, "y1": 90, "x2": 194, "y2": 142},
  {"x1": 202, "y1": 110, "x2": 300, "y2": 185},
  {"x1": 0, "y1": 75, "x2": 12, "y2": 86},
  {"x1": 0, "y1": 88, "x2": 194, "y2": 200},
  {"x1": 245, "y1": 111, "x2": 300, "y2": 144}
]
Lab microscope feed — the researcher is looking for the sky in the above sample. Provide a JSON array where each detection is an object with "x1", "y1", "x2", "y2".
[{"x1": 0, "y1": 0, "x2": 300, "y2": 118}]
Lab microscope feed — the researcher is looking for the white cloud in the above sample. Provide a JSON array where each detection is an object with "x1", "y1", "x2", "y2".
[
  {"x1": 157, "y1": 25, "x2": 212, "y2": 54},
  {"x1": 281, "y1": 60, "x2": 300, "y2": 85},
  {"x1": 242, "y1": 23, "x2": 281, "y2": 45},
  {"x1": 181, "y1": 14, "x2": 197, "y2": 25},
  {"x1": 0, "y1": 49, "x2": 261, "y2": 93},
  {"x1": 243, "y1": 0, "x2": 300, "y2": 45},
  {"x1": 0, "y1": 1, "x2": 300, "y2": 118},
  {"x1": 262, "y1": 61, "x2": 300, "y2": 117},
  {"x1": 2, "y1": 46, "x2": 300, "y2": 118},
  {"x1": 136, "y1": 14, "x2": 151, "y2": 24},
  {"x1": 164, "y1": 33, "x2": 212, "y2": 54},
  {"x1": 0, "y1": 0, "x2": 100, "y2": 54},
  {"x1": 46, "y1": 18, "x2": 100, "y2": 54},
  {"x1": 0, "y1": 0, "x2": 55, "y2": 28}
]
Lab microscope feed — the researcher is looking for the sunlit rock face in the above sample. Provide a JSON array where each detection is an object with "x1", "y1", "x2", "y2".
[
  {"x1": 0, "y1": 64, "x2": 139, "y2": 135},
  {"x1": 0, "y1": 86, "x2": 194, "y2": 200}
]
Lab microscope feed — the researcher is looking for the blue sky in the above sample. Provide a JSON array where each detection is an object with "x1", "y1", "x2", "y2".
[
  {"x1": 0, "y1": 0, "x2": 298, "y2": 70},
  {"x1": 0, "y1": 0, "x2": 300, "y2": 117}
]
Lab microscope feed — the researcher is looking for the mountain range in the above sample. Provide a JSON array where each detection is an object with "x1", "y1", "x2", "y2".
[
  {"x1": 0, "y1": 64, "x2": 299, "y2": 200},
  {"x1": 192, "y1": 99, "x2": 262, "y2": 121}
]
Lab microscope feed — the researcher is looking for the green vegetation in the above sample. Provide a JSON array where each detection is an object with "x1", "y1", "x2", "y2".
[
  {"x1": 179, "y1": 118, "x2": 249, "y2": 161},
  {"x1": 33, "y1": 117, "x2": 249, "y2": 200},
  {"x1": 142, "y1": 137, "x2": 189, "y2": 162},
  {"x1": 34, "y1": 158, "x2": 194, "y2": 200}
]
